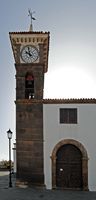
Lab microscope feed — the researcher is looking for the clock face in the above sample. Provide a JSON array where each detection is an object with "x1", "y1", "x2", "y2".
[{"x1": 20, "y1": 45, "x2": 39, "y2": 63}]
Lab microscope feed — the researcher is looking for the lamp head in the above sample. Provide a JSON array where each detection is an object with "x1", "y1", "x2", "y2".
[{"x1": 7, "y1": 129, "x2": 13, "y2": 139}]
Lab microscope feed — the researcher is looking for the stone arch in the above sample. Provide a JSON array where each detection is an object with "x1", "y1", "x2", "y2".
[{"x1": 51, "y1": 139, "x2": 88, "y2": 190}]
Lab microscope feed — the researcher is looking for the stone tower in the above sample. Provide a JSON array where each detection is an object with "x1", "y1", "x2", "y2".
[{"x1": 9, "y1": 28, "x2": 50, "y2": 186}]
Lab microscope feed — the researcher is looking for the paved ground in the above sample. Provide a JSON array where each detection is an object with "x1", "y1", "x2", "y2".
[{"x1": 0, "y1": 172, "x2": 96, "y2": 200}]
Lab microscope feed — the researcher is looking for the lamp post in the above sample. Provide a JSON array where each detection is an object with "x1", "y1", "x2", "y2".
[{"x1": 7, "y1": 129, "x2": 13, "y2": 187}]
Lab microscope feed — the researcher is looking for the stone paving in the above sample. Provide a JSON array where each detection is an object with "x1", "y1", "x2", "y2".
[
  {"x1": 0, "y1": 171, "x2": 15, "y2": 188},
  {"x1": 0, "y1": 171, "x2": 96, "y2": 200}
]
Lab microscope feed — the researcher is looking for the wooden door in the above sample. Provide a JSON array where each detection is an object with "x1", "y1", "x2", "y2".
[{"x1": 56, "y1": 144, "x2": 82, "y2": 190}]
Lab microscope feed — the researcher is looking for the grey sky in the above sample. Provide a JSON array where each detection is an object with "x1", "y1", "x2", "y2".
[{"x1": 0, "y1": 0, "x2": 96, "y2": 159}]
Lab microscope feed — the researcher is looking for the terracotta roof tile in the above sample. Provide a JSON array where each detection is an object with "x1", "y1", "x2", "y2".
[
  {"x1": 15, "y1": 98, "x2": 96, "y2": 104},
  {"x1": 43, "y1": 98, "x2": 96, "y2": 104}
]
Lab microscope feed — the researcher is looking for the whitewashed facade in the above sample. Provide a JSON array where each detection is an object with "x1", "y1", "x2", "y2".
[{"x1": 43, "y1": 100, "x2": 96, "y2": 191}]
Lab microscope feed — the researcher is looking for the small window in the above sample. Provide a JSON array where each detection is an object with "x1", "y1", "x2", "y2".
[{"x1": 60, "y1": 108, "x2": 77, "y2": 124}]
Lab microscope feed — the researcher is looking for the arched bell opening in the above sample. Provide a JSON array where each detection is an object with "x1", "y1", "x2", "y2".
[{"x1": 25, "y1": 73, "x2": 34, "y2": 99}]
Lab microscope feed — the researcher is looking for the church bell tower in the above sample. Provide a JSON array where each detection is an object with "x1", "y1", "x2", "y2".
[{"x1": 9, "y1": 17, "x2": 50, "y2": 186}]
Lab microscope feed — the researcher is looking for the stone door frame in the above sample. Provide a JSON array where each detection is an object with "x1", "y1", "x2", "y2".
[{"x1": 51, "y1": 139, "x2": 88, "y2": 190}]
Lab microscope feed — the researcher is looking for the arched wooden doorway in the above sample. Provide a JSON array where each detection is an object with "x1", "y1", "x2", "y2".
[
  {"x1": 56, "y1": 144, "x2": 82, "y2": 190},
  {"x1": 51, "y1": 139, "x2": 88, "y2": 190}
]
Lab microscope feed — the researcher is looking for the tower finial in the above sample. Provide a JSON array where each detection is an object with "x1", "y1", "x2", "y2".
[{"x1": 28, "y1": 9, "x2": 36, "y2": 32}]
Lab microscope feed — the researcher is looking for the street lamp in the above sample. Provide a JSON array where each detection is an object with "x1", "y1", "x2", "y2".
[{"x1": 7, "y1": 129, "x2": 13, "y2": 187}]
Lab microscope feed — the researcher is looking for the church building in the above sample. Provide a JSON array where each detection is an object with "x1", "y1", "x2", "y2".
[{"x1": 10, "y1": 21, "x2": 96, "y2": 191}]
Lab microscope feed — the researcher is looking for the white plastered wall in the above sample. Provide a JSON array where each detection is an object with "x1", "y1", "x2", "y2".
[{"x1": 43, "y1": 104, "x2": 96, "y2": 191}]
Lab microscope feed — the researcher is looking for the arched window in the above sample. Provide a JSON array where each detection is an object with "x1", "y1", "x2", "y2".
[{"x1": 25, "y1": 73, "x2": 34, "y2": 99}]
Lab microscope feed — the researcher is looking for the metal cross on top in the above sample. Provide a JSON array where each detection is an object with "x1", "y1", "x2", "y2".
[{"x1": 28, "y1": 9, "x2": 36, "y2": 31}]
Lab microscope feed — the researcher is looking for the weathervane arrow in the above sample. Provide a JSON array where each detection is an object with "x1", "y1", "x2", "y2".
[{"x1": 28, "y1": 9, "x2": 36, "y2": 31}]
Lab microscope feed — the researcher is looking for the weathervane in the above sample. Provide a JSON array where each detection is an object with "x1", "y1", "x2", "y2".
[{"x1": 28, "y1": 9, "x2": 36, "y2": 31}]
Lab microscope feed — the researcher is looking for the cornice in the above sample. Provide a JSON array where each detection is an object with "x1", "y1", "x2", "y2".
[
  {"x1": 15, "y1": 98, "x2": 96, "y2": 104},
  {"x1": 43, "y1": 98, "x2": 96, "y2": 104},
  {"x1": 9, "y1": 31, "x2": 50, "y2": 35}
]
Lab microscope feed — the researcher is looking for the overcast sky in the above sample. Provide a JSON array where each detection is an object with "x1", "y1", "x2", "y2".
[{"x1": 1, "y1": 0, "x2": 96, "y2": 160}]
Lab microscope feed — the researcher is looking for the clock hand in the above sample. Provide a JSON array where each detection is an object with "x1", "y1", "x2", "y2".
[
  {"x1": 28, "y1": 47, "x2": 33, "y2": 57},
  {"x1": 28, "y1": 47, "x2": 31, "y2": 54},
  {"x1": 28, "y1": 46, "x2": 30, "y2": 52},
  {"x1": 26, "y1": 51, "x2": 32, "y2": 57}
]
